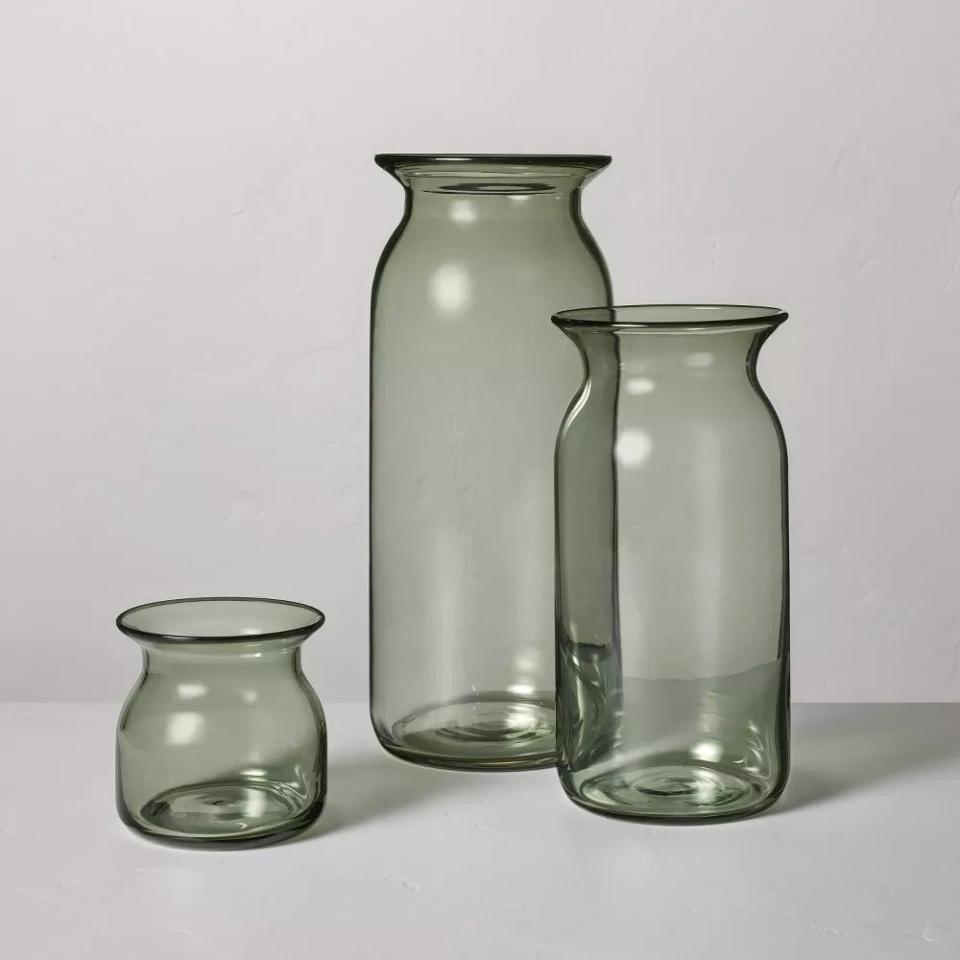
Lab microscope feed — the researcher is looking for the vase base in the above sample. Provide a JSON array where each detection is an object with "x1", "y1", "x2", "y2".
[
  {"x1": 567, "y1": 761, "x2": 781, "y2": 821},
  {"x1": 123, "y1": 779, "x2": 323, "y2": 846},
  {"x1": 380, "y1": 695, "x2": 556, "y2": 770}
]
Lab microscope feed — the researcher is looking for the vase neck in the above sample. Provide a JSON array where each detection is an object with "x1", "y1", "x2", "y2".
[
  {"x1": 612, "y1": 329, "x2": 769, "y2": 378},
  {"x1": 138, "y1": 638, "x2": 304, "y2": 673},
  {"x1": 562, "y1": 328, "x2": 778, "y2": 398},
  {"x1": 406, "y1": 187, "x2": 586, "y2": 223},
  {"x1": 556, "y1": 306, "x2": 786, "y2": 383}
]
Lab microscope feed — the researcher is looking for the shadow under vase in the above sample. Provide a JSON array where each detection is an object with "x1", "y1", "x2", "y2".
[{"x1": 777, "y1": 702, "x2": 960, "y2": 814}]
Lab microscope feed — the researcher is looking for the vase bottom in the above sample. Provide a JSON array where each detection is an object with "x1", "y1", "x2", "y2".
[
  {"x1": 381, "y1": 694, "x2": 556, "y2": 770},
  {"x1": 568, "y1": 760, "x2": 778, "y2": 821},
  {"x1": 127, "y1": 779, "x2": 322, "y2": 845}
]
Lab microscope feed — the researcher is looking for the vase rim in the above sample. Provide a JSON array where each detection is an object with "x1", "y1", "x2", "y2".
[
  {"x1": 116, "y1": 596, "x2": 325, "y2": 644},
  {"x1": 375, "y1": 153, "x2": 611, "y2": 174},
  {"x1": 553, "y1": 304, "x2": 788, "y2": 331}
]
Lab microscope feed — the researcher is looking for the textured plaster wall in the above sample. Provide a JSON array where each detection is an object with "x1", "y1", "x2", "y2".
[{"x1": 2, "y1": 1, "x2": 958, "y2": 701}]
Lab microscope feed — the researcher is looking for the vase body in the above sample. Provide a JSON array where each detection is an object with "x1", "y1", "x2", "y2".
[
  {"x1": 371, "y1": 155, "x2": 612, "y2": 769},
  {"x1": 554, "y1": 305, "x2": 789, "y2": 820},
  {"x1": 116, "y1": 598, "x2": 326, "y2": 846}
]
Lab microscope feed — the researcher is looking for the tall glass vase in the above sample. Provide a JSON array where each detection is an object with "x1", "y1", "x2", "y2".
[
  {"x1": 371, "y1": 154, "x2": 612, "y2": 769},
  {"x1": 554, "y1": 305, "x2": 789, "y2": 819}
]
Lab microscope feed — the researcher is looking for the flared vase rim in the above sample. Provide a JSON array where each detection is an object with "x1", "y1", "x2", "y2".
[
  {"x1": 375, "y1": 153, "x2": 612, "y2": 174},
  {"x1": 116, "y1": 596, "x2": 326, "y2": 644},
  {"x1": 553, "y1": 304, "x2": 788, "y2": 332}
]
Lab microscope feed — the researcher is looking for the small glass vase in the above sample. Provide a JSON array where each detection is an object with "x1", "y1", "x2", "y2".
[
  {"x1": 371, "y1": 154, "x2": 612, "y2": 770},
  {"x1": 116, "y1": 597, "x2": 327, "y2": 846},
  {"x1": 553, "y1": 305, "x2": 790, "y2": 821}
]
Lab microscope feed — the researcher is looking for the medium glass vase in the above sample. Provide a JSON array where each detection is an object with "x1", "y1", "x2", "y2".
[
  {"x1": 371, "y1": 154, "x2": 612, "y2": 769},
  {"x1": 553, "y1": 305, "x2": 789, "y2": 820},
  {"x1": 116, "y1": 597, "x2": 327, "y2": 846}
]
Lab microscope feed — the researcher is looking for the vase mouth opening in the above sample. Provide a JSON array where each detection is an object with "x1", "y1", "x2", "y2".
[
  {"x1": 116, "y1": 597, "x2": 325, "y2": 644},
  {"x1": 553, "y1": 304, "x2": 788, "y2": 333},
  {"x1": 376, "y1": 154, "x2": 611, "y2": 195}
]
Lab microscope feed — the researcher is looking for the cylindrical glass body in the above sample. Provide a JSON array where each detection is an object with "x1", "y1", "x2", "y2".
[
  {"x1": 371, "y1": 155, "x2": 612, "y2": 770},
  {"x1": 554, "y1": 306, "x2": 789, "y2": 820},
  {"x1": 116, "y1": 598, "x2": 327, "y2": 846}
]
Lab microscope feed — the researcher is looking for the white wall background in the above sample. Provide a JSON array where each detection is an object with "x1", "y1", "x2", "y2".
[{"x1": 2, "y1": 0, "x2": 958, "y2": 703}]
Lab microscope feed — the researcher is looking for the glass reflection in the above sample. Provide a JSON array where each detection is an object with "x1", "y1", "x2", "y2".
[
  {"x1": 615, "y1": 429, "x2": 653, "y2": 468},
  {"x1": 448, "y1": 199, "x2": 477, "y2": 225},
  {"x1": 165, "y1": 711, "x2": 204, "y2": 747},
  {"x1": 429, "y1": 263, "x2": 472, "y2": 315}
]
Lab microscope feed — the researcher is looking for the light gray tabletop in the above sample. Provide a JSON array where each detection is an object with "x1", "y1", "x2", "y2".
[{"x1": 1, "y1": 703, "x2": 957, "y2": 959}]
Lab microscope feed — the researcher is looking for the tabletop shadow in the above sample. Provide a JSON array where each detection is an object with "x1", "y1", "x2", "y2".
[
  {"x1": 289, "y1": 749, "x2": 479, "y2": 843},
  {"x1": 776, "y1": 703, "x2": 960, "y2": 815}
]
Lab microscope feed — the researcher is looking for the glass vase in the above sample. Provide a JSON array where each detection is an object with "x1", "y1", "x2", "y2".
[
  {"x1": 371, "y1": 154, "x2": 612, "y2": 769},
  {"x1": 116, "y1": 597, "x2": 327, "y2": 846},
  {"x1": 553, "y1": 305, "x2": 790, "y2": 820}
]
